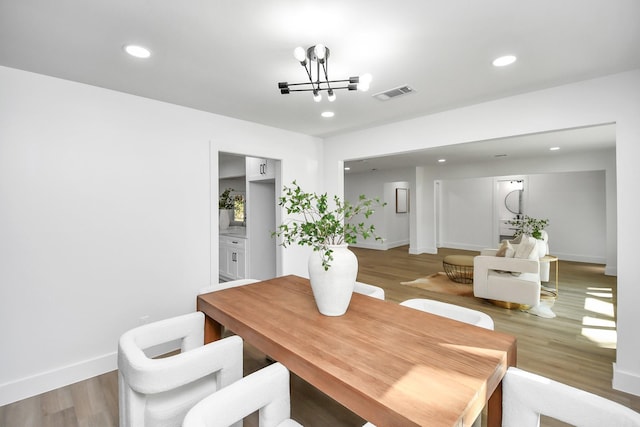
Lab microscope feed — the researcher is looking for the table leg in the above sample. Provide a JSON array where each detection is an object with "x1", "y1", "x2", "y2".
[
  {"x1": 486, "y1": 382, "x2": 503, "y2": 427},
  {"x1": 201, "y1": 313, "x2": 223, "y2": 344},
  {"x1": 203, "y1": 314, "x2": 222, "y2": 343},
  {"x1": 197, "y1": 298, "x2": 223, "y2": 343}
]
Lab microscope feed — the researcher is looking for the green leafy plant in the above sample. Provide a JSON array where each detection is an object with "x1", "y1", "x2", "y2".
[
  {"x1": 218, "y1": 188, "x2": 234, "y2": 210},
  {"x1": 273, "y1": 181, "x2": 386, "y2": 270},
  {"x1": 508, "y1": 215, "x2": 549, "y2": 240}
]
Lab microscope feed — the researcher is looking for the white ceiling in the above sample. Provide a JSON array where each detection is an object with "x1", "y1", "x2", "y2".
[
  {"x1": 344, "y1": 124, "x2": 617, "y2": 173},
  {"x1": 0, "y1": 0, "x2": 635, "y2": 165}
]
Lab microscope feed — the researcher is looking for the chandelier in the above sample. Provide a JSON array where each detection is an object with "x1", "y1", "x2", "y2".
[{"x1": 277, "y1": 44, "x2": 371, "y2": 102}]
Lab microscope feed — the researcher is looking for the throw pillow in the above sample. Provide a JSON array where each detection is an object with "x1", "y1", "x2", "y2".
[
  {"x1": 496, "y1": 240, "x2": 515, "y2": 258},
  {"x1": 514, "y1": 235, "x2": 537, "y2": 259}
]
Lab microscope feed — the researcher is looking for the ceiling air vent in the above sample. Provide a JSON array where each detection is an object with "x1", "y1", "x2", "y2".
[{"x1": 373, "y1": 85, "x2": 415, "y2": 101}]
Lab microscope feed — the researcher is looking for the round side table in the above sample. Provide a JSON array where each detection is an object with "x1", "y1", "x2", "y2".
[
  {"x1": 443, "y1": 255, "x2": 475, "y2": 284},
  {"x1": 540, "y1": 255, "x2": 559, "y2": 299}
]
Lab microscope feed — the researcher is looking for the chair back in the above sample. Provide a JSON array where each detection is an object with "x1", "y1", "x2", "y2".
[
  {"x1": 118, "y1": 312, "x2": 243, "y2": 427},
  {"x1": 401, "y1": 299, "x2": 494, "y2": 330},
  {"x1": 503, "y1": 367, "x2": 640, "y2": 427},
  {"x1": 354, "y1": 282, "x2": 385, "y2": 300},
  {"x1": 183, "y1": 362, "x2": 302, "y2": 427},
  {"x1": 198, "y1": 279, "x2": 260, "y2": 295}
]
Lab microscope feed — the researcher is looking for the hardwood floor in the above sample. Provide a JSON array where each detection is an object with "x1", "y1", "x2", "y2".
[{"x1": 2, "y1": 246, "x2": 639, "y2": 426}]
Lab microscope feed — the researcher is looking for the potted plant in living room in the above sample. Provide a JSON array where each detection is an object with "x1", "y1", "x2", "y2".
[
  {"x1": 218, "y1": 187, "x2": 234, "y2": 230},
  {"x1": 273, "y1": 181, "x2": 385, "y2": 316},
  {"x1": 508, "y1": 215, "x2": 550, "y2": 257}
]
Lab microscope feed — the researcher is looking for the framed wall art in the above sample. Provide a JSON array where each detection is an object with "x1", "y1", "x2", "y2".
[{"x1": 396, "y1": 188, "x2": 408, "y2": 213}]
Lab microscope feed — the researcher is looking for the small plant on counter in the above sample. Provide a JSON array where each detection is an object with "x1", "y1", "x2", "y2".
[
  {"x1": 218, "y1": 188, "x2": 234, "y2": 210},
  {"x1": 273, "y1": 181, "x2": 386, "y2": 270}
]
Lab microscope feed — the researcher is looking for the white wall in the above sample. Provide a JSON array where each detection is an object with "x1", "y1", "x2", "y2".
[
  {"x1": 384, "y1": 181, "x2": 411, "y2": 248},
  {"x1": 219, "y1": 177, "x2": 246, "y2": 194},
  {"x1": 344, "y1": 169, "x2": 414, "y2": 249},
  {"x1": 0, "y1": 66, "x2": 321, "y2": 405},
  {"x1": 528, "y1": 170, "x2": 606, "y2": 263},
  {"x1": 417, "y1": 147, "x2": 616, "y2": 259},
  {"x1": 436, "y1": 170, "x2": 607, "y2": 264},
  {"x1": 439, "y1": 177, "x2": 494, "y2": 249},
  {"x1": 323, "y1": 70, "x2": 640, "y2": 396}
]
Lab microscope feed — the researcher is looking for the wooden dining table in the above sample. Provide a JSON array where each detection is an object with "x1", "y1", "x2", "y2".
[{"x1": 197, "y1": 275, "x2": 517, "y2": 427}]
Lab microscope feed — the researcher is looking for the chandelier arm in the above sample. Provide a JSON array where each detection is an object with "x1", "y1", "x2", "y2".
[
  {"x1": 286, "y1": 79, "x2": 352, "y2": 88},
  {"x1": 315, "y1": 60, "x2": 322, "y2": 92},
  {"x1": 279, "y1": 45, "x2": 364, "y2": 97},
  {"x1": 286, "y1": 85, "x2": 353, "y2": 93},
  {"x1": 301, "y1": 62, "x2": 315, "y2": 88},
  {"x1": 321, "y1": 62, "x2": 332, "y2": 92}
]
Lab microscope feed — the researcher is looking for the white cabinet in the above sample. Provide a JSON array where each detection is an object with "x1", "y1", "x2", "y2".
[
  {"x1": 219, "y1": 236, "x2": 246, "y2": 280},
  {"x1": 246, "y1": 157, "x2": 275, "y2": 181}
]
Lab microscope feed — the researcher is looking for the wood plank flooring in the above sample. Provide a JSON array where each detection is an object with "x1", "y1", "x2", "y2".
[{"x1": 2, "y1": 246, "x2": 639, "y2": 426}]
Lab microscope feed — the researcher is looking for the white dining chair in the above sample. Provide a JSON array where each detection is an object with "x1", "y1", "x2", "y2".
[
  {"x1": 118, "y1": 311, "x2": 243, "y2": 427},
  {"x1": 503, "y1": 367, "x2": 640, "y2": 427},
  {"x1": 198, "y1": 278, "x2": 261, "y2": 295},
  {"x1": 353, "y1": 281, "x2": 385, "y2": 300},
  {"x1": 183, "y1": 362, "x2": 303, "y2": 427},
  {"x1": 400, "y1": 298, "x2": 494, "y2": 330}
]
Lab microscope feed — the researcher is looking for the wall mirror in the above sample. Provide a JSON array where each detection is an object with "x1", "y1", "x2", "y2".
[{"x1": 505, "y1": 189, "x2": 523, "y2": 215}]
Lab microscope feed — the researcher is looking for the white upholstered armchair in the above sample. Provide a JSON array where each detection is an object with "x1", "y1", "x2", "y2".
[
  {"x1": 473, "y1": 235, "x2": 542, "y2": 307},
  {"x1": 503, "y1": 367, "x2": 640, "y2": 426},
  {"x1": 184, "y1": 362, "x2": 302, "y2": 427},
  {"x1": 118, "y1": 312, "x2": 243, "y2": 427}
]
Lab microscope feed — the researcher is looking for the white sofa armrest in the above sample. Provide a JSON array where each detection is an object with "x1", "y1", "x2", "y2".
[
  {"x1": 474, "y1": 255, "x2": 541, "y2": 305},
  {"x1": 480, "y1": 248, "x2": 499, "y2": 256},
  {"x1": 474, "y1": 255, "x2": 539, "y2": 275}
]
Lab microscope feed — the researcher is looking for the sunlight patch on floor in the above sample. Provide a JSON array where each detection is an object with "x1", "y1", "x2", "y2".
[
  {"x1": 581, "y1": 316, "x2": 617, "y2": 348},
  {"x1": 583, "y1": 316, "x2": 616, "y2": 328},
  {"x1": 584, "y1": 297, "x2": 614, "y2": 317},
  {"x1": 586, "y1": 286, "x2": 613, "y2": 299}
]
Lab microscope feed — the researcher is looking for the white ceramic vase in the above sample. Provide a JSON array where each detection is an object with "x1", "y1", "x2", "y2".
[
  {"x1": 219, "y1": 209, "x2": 231, "y2": 230},
  {"x1": 307, "y1": 244, "x2": 358, "y2": 316}
]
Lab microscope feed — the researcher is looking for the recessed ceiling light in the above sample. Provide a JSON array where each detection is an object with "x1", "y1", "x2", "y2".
[
  {"x1": 344, "y1": 167, "x2": 351, "y2": 171},
  {"x1": 492, "y1": 55, "x2": 517, "y2": 67},
  {"x1": 549, "y1": 146, "x2": 561, "y2": 151},
  {"x1": 124, "y1": 44, "x2": 151, "y2": 59},
  {"x1": 321, "y1": 111, "x2": 335, "y2": 118},
  {"x1": 438, "y1": 159, "x2": 446, "y2": 163}
]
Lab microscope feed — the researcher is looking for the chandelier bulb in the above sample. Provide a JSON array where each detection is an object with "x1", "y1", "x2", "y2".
[
  {"x1": 328, "y1": 91, "x2": 336, "y2": 102},
  {"x1": 358, "y1": 73, "x2": 372, "y2": 92},
  {"x1": 313, "y1": 91, "x2": 322, "y2": 102},
  {"x1": 314, "y1": 44, "x2": 326, "y2": 61},
  {"x1": 293, "y1": 46, "x2": 307, "y2": 63}
]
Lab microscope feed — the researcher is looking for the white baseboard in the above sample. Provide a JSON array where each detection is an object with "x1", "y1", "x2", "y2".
[
  {"x1": 550, "y1": 251, "x2": 606, "y2": 264},
  {"x1": 439, "y1": 242, "x2": 485, "y2": 252},
  {"x1": 613, "y1": 363, "x2": 640, "y2": 397},
  {"x1": 350, "y1": 239, "x2": 409, "y2": 251},
  {"x1": 0, "y1": 339, "x2": 182, "y2": 407},
  {"x1": 0, "y1": 352, "x2": 117, "y2": 406},
  {"x1": 409, "y1": 246, "x2": 437, "y2": 255}
]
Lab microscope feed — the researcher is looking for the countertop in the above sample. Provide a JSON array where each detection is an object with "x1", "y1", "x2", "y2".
[{"x1": 220, "y1": 226, "x2": 247, "y2": 238}]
